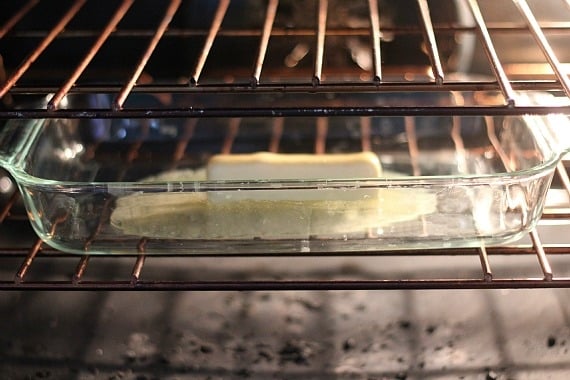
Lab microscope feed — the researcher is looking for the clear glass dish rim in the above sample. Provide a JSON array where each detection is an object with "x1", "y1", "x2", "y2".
[{"x1": 9, "y1": 156, "x2": 560, "y2": 193}]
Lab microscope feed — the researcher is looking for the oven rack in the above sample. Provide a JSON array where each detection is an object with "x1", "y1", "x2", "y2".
[
  {"x1": 1, "y1": 0, "x2": 570, "y2": 117},
  {"x1": 2, "y1": 236, "x2": 570, "y2": 291}
]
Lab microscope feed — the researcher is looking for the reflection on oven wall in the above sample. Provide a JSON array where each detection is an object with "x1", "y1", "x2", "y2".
[{"x1": 469, "y1": 0, "x2": 570, "y2": 76}]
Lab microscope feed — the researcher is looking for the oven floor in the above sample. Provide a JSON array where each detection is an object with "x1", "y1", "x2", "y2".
[{"x1": 0, "y1": 254, "x2": 570, "y2": 380}]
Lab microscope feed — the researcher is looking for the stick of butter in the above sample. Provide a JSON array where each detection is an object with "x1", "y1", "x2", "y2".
[
  {"x1": 207, "y1": 152, "x2": 382, "y2": 202},
  {"x1": 208, "y1": 152, "x2": 382, "y2": 180}
]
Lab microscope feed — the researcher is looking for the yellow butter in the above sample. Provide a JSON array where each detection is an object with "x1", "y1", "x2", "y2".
[
  {"x1": 207, "y1": 152, "x2": 382, "y2": 202},
  {"x1": 110, "y1": 153, "x2": 436, "y2": 240}
]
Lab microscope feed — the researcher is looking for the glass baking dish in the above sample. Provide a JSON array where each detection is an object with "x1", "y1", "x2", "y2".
[{"x1": 0, "y1": 91, "x2": 568, "y2": 255}]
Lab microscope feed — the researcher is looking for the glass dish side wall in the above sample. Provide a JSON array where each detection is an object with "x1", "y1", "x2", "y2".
[
  {"x1": 0, "y1": 94, "x2": 561, "y2": 254},
  {"x1": 18, "y1": 169, "x2": 553, "y2": 255}
]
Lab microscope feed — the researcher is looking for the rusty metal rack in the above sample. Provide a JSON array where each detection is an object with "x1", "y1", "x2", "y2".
[
  {"x1": 1, "y1": 0, "x2": 570, "y2": 290},
  {"x1": 1, "y1": 0, "x2": 570, "y2": 117}
]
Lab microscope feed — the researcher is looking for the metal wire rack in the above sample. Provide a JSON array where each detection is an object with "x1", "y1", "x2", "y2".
[{"x1": 1, "y1": 0, "x2": 570, "y2": 290}]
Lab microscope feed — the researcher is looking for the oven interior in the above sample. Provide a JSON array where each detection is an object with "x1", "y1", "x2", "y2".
[{"x1": 1, "y1": 0, "x2": 570, "y2": 379}]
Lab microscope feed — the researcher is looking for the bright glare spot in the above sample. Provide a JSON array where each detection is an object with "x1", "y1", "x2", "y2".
[
  {"x1": 59, "y1": 96, "x2": 69, "y2": 108},
  {"x1": 0, "y1": 176, "x2": 13, "y2": 193},
  {"x1": 117, "y1": 128, "x2": 127, "y2": 139},
  {"x1": 57, "y1": 143, "x2": 84, "y2": 161},
  {"x1": 63, "y1": 148, "x2": 74, "y2": 160}
]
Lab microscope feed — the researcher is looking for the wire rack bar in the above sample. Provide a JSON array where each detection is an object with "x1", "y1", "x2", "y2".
[
  {"x1": 467, "y1": 0, "x2": 516, "y2": 106},
  {"x1": 3, "y1": 80, "x2": 566, "y2": 96},
  {"x1": 478, "y1": 246, "x2": 493, "y2": 281},
  {"x1": 2, "y1": 278, "x2": 570, "y2": 291},
  {"x1": 0, "y1": 244, "x2": 569, "y2": 258},
  {"x1": 2, "y1": 105, "x2": 569, "y2": 120},
  {"x1": 0, "y1": 0, "x2": 87, "y2": 99},
  {"x1": 14, "y1": 211, "x2": 70, "y2": 283},
  {"x1": 1, "y1": 245, "x2": 570, "y2": 257},
  {"x1": 84, "y1": 198, "x2": 114, "y2": 251},
  {"x1": 530, "y1": 229, "x2": 554, "y2": 280},
  {"x1": 190, "y1": 0, "x2": 230, "y2": 86},
  {"x1": 0, "y1": 191, "x2": 19, "y2": 223},
  {"x1": 416, "y1": 0, "x2": 444, "y2": 84},
  {"x1": 114, "y1": 0, "x2": 182, "y2": 110},
  {"x1": 14, "y1": 238, "x2": 42, "y2": 284},
  {"x1": 252, "y1": 0, "x2": 279, "y2": 86},
  {"x1": 0, "y1": 0, "x2": 39, "y2": 40},
  {"x1": 367, "y1": 0, "x2": 383, "y2": 82},
  {"x1": 512, "y1": 0, "x2": 570, "y2": 99},
  {"x1": 72, "y1": 256, "x2": 90, "y2": 284},
  {"x1": 131, "y1": 240, "x2": 147, "y2": 285},
  {"x1": 6, "y1": 22, "x2": 570, "y2": 40},
  {"x1": 47, "y1": 0, "x2": 135, "y2": 111},
  {"x1": 313, "y1": 0, "x2": 328, "y2": 86}
]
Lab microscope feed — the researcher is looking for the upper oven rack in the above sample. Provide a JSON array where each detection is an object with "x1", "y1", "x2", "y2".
[{"x1": 1, "y1": 0, "x2": 570, "y2": 117}]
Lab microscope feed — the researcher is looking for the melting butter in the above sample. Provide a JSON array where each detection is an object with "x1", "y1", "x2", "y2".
[{"x1": 110, "y1": 152, "x2": 436, "y2": 239}]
